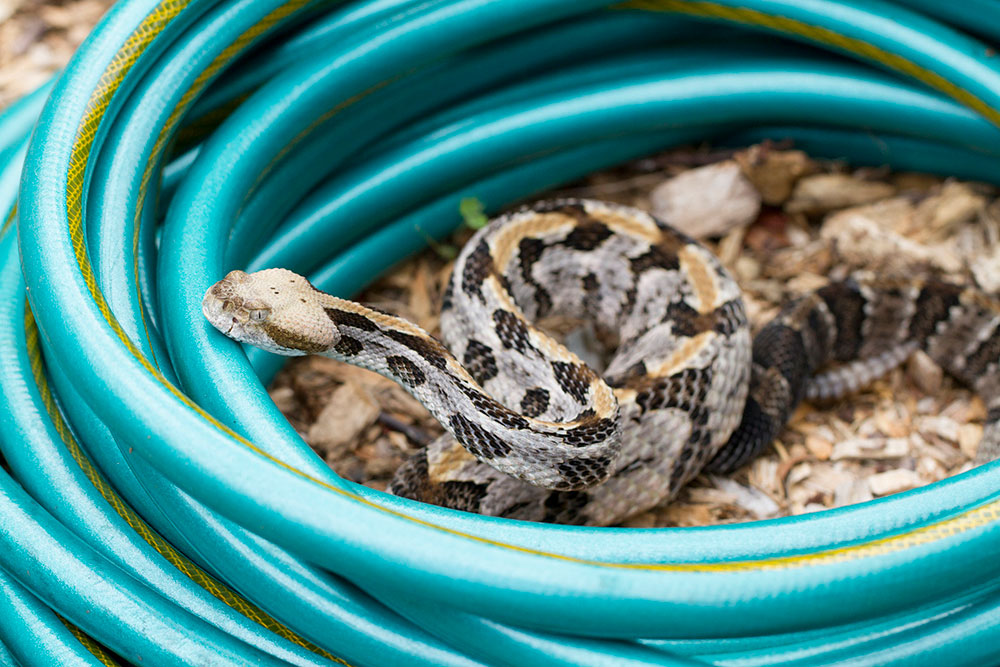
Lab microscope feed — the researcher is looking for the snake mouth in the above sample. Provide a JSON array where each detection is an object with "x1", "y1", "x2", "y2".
[{"x1": 202, "y1": 290, "x2": 240, "y2": 338}]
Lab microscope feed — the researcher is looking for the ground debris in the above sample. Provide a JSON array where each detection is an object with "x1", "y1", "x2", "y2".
[{"x1": 821, "y1": 205, "x2": 963, "y2": 276}]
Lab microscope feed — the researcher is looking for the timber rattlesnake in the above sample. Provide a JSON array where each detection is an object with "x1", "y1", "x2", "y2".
[{"x1": 203, "y1": 199, "x2": 1000, "y2": 526}]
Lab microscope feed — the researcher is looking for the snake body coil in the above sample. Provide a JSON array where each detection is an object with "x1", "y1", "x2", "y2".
[{"x1": 204, "y1": 199, "x2": 1000, "y2": 526}]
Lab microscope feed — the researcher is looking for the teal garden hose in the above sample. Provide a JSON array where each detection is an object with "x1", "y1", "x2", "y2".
[{"x1": 2, "y1": 0, "x2": 1000, "y2": 664}]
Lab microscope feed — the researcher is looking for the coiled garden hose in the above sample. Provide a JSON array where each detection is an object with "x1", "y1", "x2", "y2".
[{"x1": 1, "y1": 0, "x2": 999, "y2": 664}]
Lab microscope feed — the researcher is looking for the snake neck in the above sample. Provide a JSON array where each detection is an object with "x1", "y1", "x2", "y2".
[{"x1": 317, "y1": 296, "x2": 622, "y2": 490}]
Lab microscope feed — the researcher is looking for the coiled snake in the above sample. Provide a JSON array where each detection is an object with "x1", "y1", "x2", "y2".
[{"x1": 203, "y1": 199, "x2": 1000, "y2": 526}]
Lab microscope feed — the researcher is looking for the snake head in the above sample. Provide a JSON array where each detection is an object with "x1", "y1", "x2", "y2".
[{"x1": 202, "y1": 268, "x2": 339, "y2": 355}]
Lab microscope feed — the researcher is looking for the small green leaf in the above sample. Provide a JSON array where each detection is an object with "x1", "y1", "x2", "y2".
[{"x1": 459, "y1": 197, "x2": 488, "y2": 229}]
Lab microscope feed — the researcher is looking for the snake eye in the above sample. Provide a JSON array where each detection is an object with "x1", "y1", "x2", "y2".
[{"x1": 249, "y1": 308, "x2": 271, "y2": 322}]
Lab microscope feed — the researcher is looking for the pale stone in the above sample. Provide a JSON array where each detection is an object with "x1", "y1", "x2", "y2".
[
  {"x1": 307, "y1": 382, "x2": 379, "y2": 454},
  {"x1": 649, "y1": 160, "x2": 762, "y2": 238}
]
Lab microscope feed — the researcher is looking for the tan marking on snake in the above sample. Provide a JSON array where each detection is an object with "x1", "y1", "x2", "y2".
[
  {"x1": 490, "y1": 212, "x2": 576, "y2": 270},
  {"x1": 678, "y1": 246, "x2": 719, "y2": 314},
  {"x1": 595, "y1": 210, "x2": 662, "y2": 245},
  {"x1": 649, "y1": 331, "x2": 716, "y2": 379}
]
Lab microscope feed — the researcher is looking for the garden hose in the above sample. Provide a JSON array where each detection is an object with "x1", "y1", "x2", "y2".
[{"x1": 1, "y1": 0, "x2": 999, "y2": 664}]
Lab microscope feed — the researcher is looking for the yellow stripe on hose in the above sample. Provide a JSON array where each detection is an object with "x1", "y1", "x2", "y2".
[
  {"x1": 60, "y1": 0, "x2": 1000, "y2": 574},
  {"x1": 59, "y1": 2, "x2": 351, "y2": 657},
  {"x1": 622, "y1": 0, "x2": 1000, "y2": 128},
  {"x1": 1, "y1": 206, "x2": 16, "y2": 238},
  {"x1": 24, "y1": 308, "x2": 347, "y2": 664},
  {"x1": 57, "y1": 615, "x2": 122, "y2": 666},
  {"x1": 132, "y1": 0, "x2": 315, "y2": 371}
]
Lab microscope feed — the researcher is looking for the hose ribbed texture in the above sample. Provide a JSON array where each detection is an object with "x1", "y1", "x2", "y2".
[{"x1": 0, "y1": 0, "x2": 998, "y2": 664}]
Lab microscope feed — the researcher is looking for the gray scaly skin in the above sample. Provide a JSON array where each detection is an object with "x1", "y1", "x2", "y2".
[{"x1": 203, "y1": 199, "x2": 1000, "y2": 526}]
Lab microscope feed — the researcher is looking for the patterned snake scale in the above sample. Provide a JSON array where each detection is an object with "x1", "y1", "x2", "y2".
[{"x1": 203, "y1": 199, "x2": 1000, "y2": 526}]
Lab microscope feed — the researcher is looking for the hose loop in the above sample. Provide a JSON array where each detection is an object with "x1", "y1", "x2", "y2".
[{"x1": 2, "y1": 0, "x2": 999, "y2": 663}]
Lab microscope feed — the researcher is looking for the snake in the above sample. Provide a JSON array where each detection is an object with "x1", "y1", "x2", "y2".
[{"x1": 203, "y1": 198, "x2": 1000, "y2": 526}]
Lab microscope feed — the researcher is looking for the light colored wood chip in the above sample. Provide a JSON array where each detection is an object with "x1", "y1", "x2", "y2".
[
  {"x1": 821, "y1": 208, "x2": 963, "y2": 276},
  {"x1": 970, "y1": 247, "x2": 1000, "y2": 293},
  {"x1": 709, "y1": 476, "x2": 780, "y2": 519},
  {"x1": 797, "y1": 502, "x2": 829, "y2": 515},
  {"x1": 914, "y1": 415, "x2": 961, "y2": 443},
  {"x1": 958, "y1": 423, "x2": 984, "y2": 460},
  {"x1": 805, "y1": 434, "x2": 833, "y2": 460},
  {"x1": 621, "y1": 512, "x2": 657, "y2": 528},
  {"x1": 868, "y1": 469, "x2": 923, "y2": 496},
  {"x1": 785, "y1": 462, "x2": 812, "y2": 486},
  {"x1": 873, "y1": 405, "x2": 910, "y2": 438},
  {"x1": 916, "y1": 456, "x2": 947, "y2": 482},
  {"x1": 717, "y1": 226, "x2": 747, "y2": 267},
  {"x1": 831, "y1": 437, "x2": 910, "y2": 460},
  {"x1": 911, "y1": 182, "x2": 986, "y2": 240},
  {"x1": 833, "y1": 479, "x2": 873, "y2": 507},
  {"x1": 407, "y1": 258, "x2": 436, "y2": 331},
  {"x1": 786, "y1": 173, "x2": 895, "y2": 215},
  {"x1": 659, "y1": 503, "x2": 716, "y2": 527}
]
